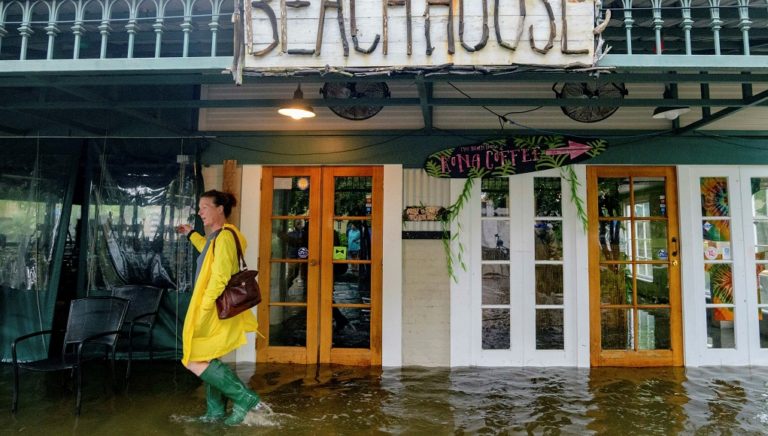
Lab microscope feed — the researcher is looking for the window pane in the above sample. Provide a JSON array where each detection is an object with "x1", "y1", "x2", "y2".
[
  {"x1": 638, "y1": 264, "x2": 669, "y2": 305},
  {"x1": 600, "y1": 264, "x2": 632, "y2": 305},
  {"x1": 701, "y1": 177, "x2": 730, "y2": 217},
  {"x1": 332, "y1": 308, "x2": 370, "y2": 349},
  {"x1": 536, "y1": 309, "x2": 564, "y2": 350},
  {"x1": 482, "y1": 220, "x2": 510, "y2": 261},
  {"x1": 759, "y1": 309, "x2": 768, "y2": 348},
  {"x1": 754, "y1": 221, "x2": 768, "y2": 247},
  {"x1": 633, "y1": 220, "x2": 668, "y2": 261},
  {"x1": 334, "y1": 176, "x2": 372, "y2": 217},
  {"x1": 334, "y1": 219, "x2": 372, "y2": 261},
  {"x1": 598, "y1": 220, "x2": 630, "y2": 261},
  {"x1": 269, "y1": 306, "x2": 306, "y2": 347},
  {"x1": 703, "y1": 220, "x2": 731, "y2": 261},
  {"x1": 704, "y1": 263, "x2": 733, "y2": 305},
  {"x1": 751, "y1": 177, "x2": 768, "y2": 217},
  {"x1": 482, "y1": 309, "x2": 510, "y2": 350},
  {"x1": 598, "y1": 178, "x2": 630, "y2": 217},
  {"x1": 534, "y1": 221, "x2": 562, "y2": 260},
  {"x1": 269, "y1": 261, "x2": 306, "y2": 303},
  {"x1": 535, "y1": 265, "x2": 563, "y2": 305},
  {"x1": 332, "y1": 261, "x2": 369, "y2": 305},
  {"x1": 481, "y1": 178, "x2": 509, "y2": 217},
  {"x1": 272, "y1": 176, "x2": 310, "y2": 216},
  {"x1": 271, "y1": 218, "x2": 308, "y2": 259},
  {"x1": 601, "y1": 308, "x2": 632, "y2": 350},
  {"x1": 638, "y1": 309, "x2": 671, "y2": 350},
  {"x1": 534, "y1": 177, "x2": 562, "y2": 217},
  {"x1": 757, "y1": 264, "x2": 768, "y2": 304},
  {"x1": 706, "y1": 308, "x2": 735, "y2": 349},
  {"x1": 482, "y1": 264, "x2": 510, "y2": 305},
  {"x1": 634, "y1": 177, "x2": 666, "y2": 217}
]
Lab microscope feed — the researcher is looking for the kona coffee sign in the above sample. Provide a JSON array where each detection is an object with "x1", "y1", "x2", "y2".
[{"x1": 244, "y1": 0, "x2": 596, "y2": 69}]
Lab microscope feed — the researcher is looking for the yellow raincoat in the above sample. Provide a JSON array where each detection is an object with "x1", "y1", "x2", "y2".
[{"x1": 181, "y1": 223, "x2": 258, "y2": 365}]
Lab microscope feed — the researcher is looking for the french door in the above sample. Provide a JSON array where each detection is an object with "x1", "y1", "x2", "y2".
[
  {"x1": 257, "y1": 166, "x2": 382, "y2": 366},
  {"x1": 587, "y1": 166, "x2": 684, "y2": 366}
]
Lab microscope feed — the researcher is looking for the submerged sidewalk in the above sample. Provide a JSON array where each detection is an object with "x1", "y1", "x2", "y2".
[{"x1": 2, "y1": 361, "x2": 768, "y2": 434}]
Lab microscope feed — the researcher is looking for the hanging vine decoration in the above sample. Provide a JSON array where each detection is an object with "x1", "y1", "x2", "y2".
[
  {"x1": 560, "y1": 165, "x2": 588, "y2": 233},
  {"x1": 439, "y1": 175, "x2": 478, "y2": 282}
]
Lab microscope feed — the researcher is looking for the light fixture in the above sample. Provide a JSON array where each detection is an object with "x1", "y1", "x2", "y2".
[
  {"x1": 278, "y1": 84, "x2": 316, "y2": 120},
  {"x1": 652, "y1": 85, "x2": 690, "y2": 120}
]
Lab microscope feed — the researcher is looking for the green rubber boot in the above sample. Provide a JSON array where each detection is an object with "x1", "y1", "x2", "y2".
[
  {"x1": 199, "y1": 359, "x2": 260, "y2": 426},
  {"x1": 197, "y1": 382, "x2": 227, "y2": 422}
]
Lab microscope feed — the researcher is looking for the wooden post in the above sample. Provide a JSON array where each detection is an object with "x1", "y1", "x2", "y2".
[{"x1": 223, "y1": 159, "x2": 242, "y2": 228}]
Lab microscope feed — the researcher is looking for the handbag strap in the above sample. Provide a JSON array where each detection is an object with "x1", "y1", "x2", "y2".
[{"x1": 212, "y1": 227, "x2": 247, "y2": 271}]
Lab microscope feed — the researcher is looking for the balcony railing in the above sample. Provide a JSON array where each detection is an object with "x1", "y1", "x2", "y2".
[
  {"x1": 600, "y1": 0, "x2": 768, "y2": 56},
  {"x1": 0, "y1": 0, "x2": 233, "y2": 60},
  {"x1": 1, "y1": 0, "x2": 768, "y2": 65}
]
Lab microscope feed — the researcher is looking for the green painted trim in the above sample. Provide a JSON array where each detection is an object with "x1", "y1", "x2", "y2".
[
  {"x1": 5, "y1": 69, "x2": 768, "y2": 87},
  {"x1": 602, "y1": 55, "x2": 768, "y2": 72},
  {"x1": 0, "y1": 57, "x2": 232, "y2": 75},
  {"x1": 4, "y1": 97, "x2": 764, "y2": 111},
  {"x1": 197, "y1": 129, "x2": 768, "y2": 166}
]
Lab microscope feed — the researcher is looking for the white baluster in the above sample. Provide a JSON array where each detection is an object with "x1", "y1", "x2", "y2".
[
  {"x1": 99, "y1": 20, "x2": 111, "y2": 59},
  {"x1": 651, "y1": 0, "x2": 663, "y2": 55},
  {"x1": 0, "y1": 25, "x2": 7, "y2": 56},
  {"x1": 208, "y1": 14, "x2": 219, "y2": 56},
  {"x1": 707, "y1": 0, "x2": 722, "y2": 55},
  {"x1": 72, "y1": 20, "x2": 85, "y2": 59},
  {"x1": 737, "y1": 0, "x2": 751, "y2": 55},
  {"x1": 153, "y1": 17, "x2": 164, "y2": 57},
  {"x1": 181, "y1": 15, "x2": 192, "y2": 57},
  {"x1": 621, "y1": 0, "x2": 633, "y2": 54},
  {"x1": 125, "y1": 18, "x2": 138, "y2": 58},
  {"x1": 45, "y1": 22, "x2": 59, "y2": 59},
  {"x1": 17, "y1": 21, "x2": 33, "y2": 60},
  {"x1": 679, "y1": 0, "x2": 692, "y2": 55}
]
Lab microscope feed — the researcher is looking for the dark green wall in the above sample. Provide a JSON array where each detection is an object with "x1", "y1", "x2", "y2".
[{"x1": 196, "y1": 130, "x2": 768, "y2": 167}]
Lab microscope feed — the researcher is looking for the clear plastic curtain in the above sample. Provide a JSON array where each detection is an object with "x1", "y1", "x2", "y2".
[
  {"x1": 85, "y1": 141, "x2": 200, "y2": 359},
  {"x1": 0, "y1": 142, "x2": 74, "y2": 362}
]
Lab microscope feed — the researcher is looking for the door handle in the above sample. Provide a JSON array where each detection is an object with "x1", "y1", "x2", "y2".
[{"x1": 309, "y1": 259, "x2": 318, "y2": 266}]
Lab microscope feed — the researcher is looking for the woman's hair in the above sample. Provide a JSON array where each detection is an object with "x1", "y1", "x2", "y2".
[{"x1": 201, "y1": 190, "x2": 238, "y2": 218}]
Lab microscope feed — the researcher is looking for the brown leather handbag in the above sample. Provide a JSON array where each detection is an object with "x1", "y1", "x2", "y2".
[{"x1": 213, "y1": 227, "x2": 262, "y2": 319}]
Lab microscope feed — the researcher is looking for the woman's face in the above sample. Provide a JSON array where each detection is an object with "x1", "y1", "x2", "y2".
[{"x1": 198, "y1": 196, "x2": 224, "y2": 228}]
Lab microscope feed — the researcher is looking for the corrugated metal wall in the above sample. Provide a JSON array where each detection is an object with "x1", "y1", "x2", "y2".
[{"x1": 402, "y1": 169, "x2": 451, "y2": 233}]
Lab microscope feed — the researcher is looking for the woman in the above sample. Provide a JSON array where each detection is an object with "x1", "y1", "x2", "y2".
[{"x1": 177, "y1": 190, "x2": 260, "y2": 426}]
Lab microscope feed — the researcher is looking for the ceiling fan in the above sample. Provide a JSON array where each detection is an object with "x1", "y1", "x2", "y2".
[
  {"x1": 320, "y1": 82, "x2": 391, "y2": 121},
  {"x1": 553, "y1": 82, "x2": 628, "y2": 123}
]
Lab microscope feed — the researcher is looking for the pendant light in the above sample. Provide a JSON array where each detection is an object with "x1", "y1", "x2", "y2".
[{"x1": 278, "y1": 84, "x2": 316, "y2": 120}]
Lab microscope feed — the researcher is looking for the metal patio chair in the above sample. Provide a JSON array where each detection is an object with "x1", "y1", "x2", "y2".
[
  {"x1": 111, "y1": 285, "x2": 164, "y2": 381},
  {"x1": 11, "y1": 296, "x2": 129, "y2": 415}
]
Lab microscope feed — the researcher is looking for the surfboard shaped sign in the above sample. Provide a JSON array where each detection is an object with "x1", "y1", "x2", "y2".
[{"x1": 424, "y1": 136, "x2": 607, "y2": 178}]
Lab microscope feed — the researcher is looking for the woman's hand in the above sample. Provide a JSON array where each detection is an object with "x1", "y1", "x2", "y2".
[{"x1": 176, "y1": 224, "x2": 193, "y2": 234}]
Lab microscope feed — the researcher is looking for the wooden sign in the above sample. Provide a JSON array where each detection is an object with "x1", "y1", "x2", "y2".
[
  {"x1": 245, "y1": 0, "x2": 595, "y2": 69},
  {"x1": 424, "y1": 136, "x2": 607, "y2": 178}
]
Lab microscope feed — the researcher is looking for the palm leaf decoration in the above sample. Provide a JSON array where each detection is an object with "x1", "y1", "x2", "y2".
[
  {"x1": 586, "y1": 139, "x2": 607, "y2": 157},
  {"x1": 425, "y1": 160, "x2": 448, "y2": 178},
  {"x1": 491, "y1": 161, "x2": 516, "y2": 177}
]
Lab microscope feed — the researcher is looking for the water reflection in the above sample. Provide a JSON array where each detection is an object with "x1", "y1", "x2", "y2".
[{"x1": 2, "y1": 362, "x2": 768, "y2": 434}]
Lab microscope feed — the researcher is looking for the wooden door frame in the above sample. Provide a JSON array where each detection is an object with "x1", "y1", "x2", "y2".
[
  {"x1": 256, "y1": 166, "x2": 383, "y2": 366},
  {"x1": 319, "y1": 166, "x2": 383, "y2": 366},
  {"x1": 257, "y1": 166, "x2": 322, "y2": 364},
  {"x1": 587, "y1": 166, "x2": 684, "y2": 367}
]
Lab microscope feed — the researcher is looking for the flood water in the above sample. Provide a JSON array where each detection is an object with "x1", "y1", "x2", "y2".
[{"x1": 2, "y1": 361, "x2": 768, "y2": 434}]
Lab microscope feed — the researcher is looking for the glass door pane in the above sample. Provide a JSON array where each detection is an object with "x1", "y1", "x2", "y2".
[{"x1": 589, "y1": 167, "x2": 682, "y2": 366}]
